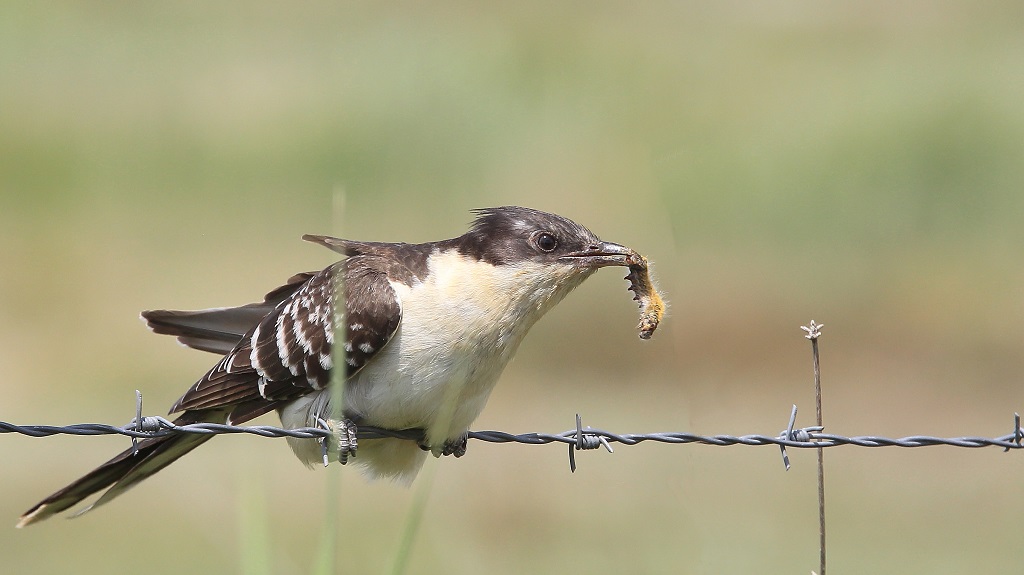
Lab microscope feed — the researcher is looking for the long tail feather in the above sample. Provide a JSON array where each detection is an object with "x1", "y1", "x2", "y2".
[{"x1": 17, "y1": 411, "x2": 222, "y2": 527}]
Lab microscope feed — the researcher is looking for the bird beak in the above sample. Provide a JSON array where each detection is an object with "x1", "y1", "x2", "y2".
[{"x1": 561, "y1": 241, "x2": 637, "y2": 268}]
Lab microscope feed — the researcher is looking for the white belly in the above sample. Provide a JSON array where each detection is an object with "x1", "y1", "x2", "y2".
[{"x1": 280, "y1": 252, "x2": 588, "y2": 482}]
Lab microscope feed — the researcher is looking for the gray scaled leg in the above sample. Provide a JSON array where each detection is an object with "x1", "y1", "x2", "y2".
[{"x1": 317, "y1": 417, "x2": 358, "y2": 465}]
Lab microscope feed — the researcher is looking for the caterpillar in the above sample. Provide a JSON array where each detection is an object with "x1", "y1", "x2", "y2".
[{"x1": 624, "y1": 253, "x2": 665, "y2": 340}]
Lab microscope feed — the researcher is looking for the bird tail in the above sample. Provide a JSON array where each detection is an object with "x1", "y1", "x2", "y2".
[
  {"x1": 17, "y1": 410, "x2": 222, "y2": 528},
  {"x1": 140, "y1": 271, "x2": 316, "y2": 355}
]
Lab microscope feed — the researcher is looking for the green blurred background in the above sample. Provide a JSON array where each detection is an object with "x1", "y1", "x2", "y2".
[{"x1": 2, "y1": 2, "x2": 1023, "y2": 573}]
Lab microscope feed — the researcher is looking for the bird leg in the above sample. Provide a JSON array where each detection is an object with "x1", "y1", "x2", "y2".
[{"x1": 316, "y1": 417, "x2": 358, "y2": 466}]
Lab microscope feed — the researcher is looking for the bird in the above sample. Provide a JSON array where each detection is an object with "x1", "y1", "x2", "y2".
[{"x1": 18, "y1": 206, "x2": 643, "y2": 527}]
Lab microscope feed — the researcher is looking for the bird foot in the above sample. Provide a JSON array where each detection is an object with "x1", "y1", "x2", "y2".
[
  {"x1": 316, "y1": 417, "x2": 358, "y2": 466},
  {"x1": 419, "y1": 434, "x2": 468, "y2": 458}
]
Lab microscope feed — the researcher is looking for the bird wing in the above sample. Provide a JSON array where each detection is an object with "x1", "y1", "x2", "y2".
[{"x1": 155, "y1": 255, "x2": 403, "y2": 425}]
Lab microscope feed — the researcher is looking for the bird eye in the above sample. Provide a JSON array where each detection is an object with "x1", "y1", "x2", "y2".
[{"x1": 534, "y1": 232, "x2": 558, "y2": 252}]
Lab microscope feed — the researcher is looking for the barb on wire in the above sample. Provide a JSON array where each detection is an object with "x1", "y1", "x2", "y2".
[
  {"x1": 132, "y1": 390, "x2": 143, "y2": 455},
  {"x1": 779, "y1": 405, "x2": 825, "y2": 470},
  {"x1": 780, "y1": 404, "x2": 798, "y2": 470},
  {"x1": 568, "y1": 413, "x2": 615, "y2": 472},
  {"x1": 1005, "y1": 413, "x2": 1021, "y2": 453}
]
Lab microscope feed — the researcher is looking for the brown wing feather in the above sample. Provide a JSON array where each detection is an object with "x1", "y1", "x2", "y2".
[{"x1": 166, "y1": 257, "x2": 403, "y2": 425}]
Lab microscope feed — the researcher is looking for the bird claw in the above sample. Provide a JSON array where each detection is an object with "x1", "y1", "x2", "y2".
[
  {"x1": 317, "y1": 417, "x2": 358, "y2": 466},
  {"x1": 443, "y1": 435, "x2": 468, "y2": 458},
  {"x1": 418, "y1": 434, "x2": 468, "y2": 458}
]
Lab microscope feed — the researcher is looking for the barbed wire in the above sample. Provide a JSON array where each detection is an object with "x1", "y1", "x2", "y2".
[{"x1": 2, "y1": 406, "x2": 1021, "y2": 473}]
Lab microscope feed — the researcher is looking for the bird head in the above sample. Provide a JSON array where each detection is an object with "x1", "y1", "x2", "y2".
[{"x1": 460, "y1": 206, "x2": 636, "y2": 271}]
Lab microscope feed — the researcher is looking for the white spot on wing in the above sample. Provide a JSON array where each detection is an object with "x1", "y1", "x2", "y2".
[
  {"x1": 249, "y1": 324, "x2": 264, "y2": 376},
  {"x1": 294, "y1": 308, "x2": 313, "y2": 354},
  {"x1": 276, "y1": 304, "x2": 301, "y2": 377}
]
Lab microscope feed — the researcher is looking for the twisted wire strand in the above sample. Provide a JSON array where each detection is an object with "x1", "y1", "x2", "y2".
[{"x1": 2, "y1": 418, "x2": 1022, "y2": 450}]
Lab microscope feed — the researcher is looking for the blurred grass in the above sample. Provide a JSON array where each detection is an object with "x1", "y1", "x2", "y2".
[{"x1": 2, "y1": 1, "x2": 1024, "y2": 573}]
